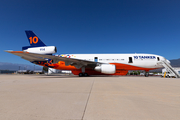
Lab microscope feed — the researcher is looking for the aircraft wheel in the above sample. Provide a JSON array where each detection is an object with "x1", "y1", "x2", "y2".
[
  {"x1": 79, "y1": 73, "x2": 83, "y2": 77},
  {"x1": 145, "y1": 73, "x2": 149, "y2": 77},
  {"x1": 84, "y1": 73, "x2": 88, "y2": 77}
]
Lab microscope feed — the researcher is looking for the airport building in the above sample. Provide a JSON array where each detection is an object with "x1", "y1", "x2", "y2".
[{"x1": 0, "y1": 70, "x2": 16, "y2": 74}]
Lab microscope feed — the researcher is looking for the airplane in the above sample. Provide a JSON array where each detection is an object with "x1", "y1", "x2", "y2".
[{"x1": 5, "y1": 31, "x2": 169, "y2": 77}]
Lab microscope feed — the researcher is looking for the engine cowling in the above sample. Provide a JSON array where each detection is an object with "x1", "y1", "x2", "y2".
[
  {"x1": 94, "y1": 64, "x2": 116, "y2": 74},
  {"x1": 23, "y1": 46, "x2": 57, "y2": 54}
]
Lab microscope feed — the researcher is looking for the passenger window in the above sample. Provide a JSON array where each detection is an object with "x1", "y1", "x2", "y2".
[{"x1": 129, "y1": 57, "x2": 133, "y2": 63}]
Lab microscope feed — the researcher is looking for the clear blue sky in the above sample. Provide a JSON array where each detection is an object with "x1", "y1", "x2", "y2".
[{"x1": 0, "y1": 0, "x2": 180, "y2": 65}]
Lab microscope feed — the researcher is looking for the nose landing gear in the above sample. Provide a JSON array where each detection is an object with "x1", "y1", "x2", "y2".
[{"x1": 145, "y1": 71, "x2": 149, "y2": 77}]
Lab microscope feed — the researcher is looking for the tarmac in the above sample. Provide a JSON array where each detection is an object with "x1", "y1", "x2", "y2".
[{"x1": 0, "y1": 74, "x2": 180, "y2": 120}]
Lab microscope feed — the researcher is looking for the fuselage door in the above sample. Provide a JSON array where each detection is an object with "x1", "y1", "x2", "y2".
[
  {"x1": 94, "y1": 57, "x2": 98, "y2": 62},
  {"x1": 157, "y1": 57, "x2": 160, "y2": 61},
  {"x1": 128, "y1": 57, "x2": 133, "y2": 63}
]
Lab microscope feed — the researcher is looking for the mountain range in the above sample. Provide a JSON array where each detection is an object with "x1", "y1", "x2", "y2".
[
  {"x1": 169, "y1": 58, "x2": 180, "y2": 67},
  {"x1": 0, "y1": 62, "x2": 42, "y2": 71}
]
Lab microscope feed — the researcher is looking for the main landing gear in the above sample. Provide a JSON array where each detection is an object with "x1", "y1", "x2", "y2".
[
  {"x1": 79, "y1": 73, "x2": 89, "y2": 77},
  {"x1": 78, "y1": 67, "x2": 89, "y2": 77},
  {"x1": 145, "y1": 71, "x2": 149, "y2": 77}
]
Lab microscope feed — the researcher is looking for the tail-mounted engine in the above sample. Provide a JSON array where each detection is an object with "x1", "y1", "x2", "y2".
[{"x1": 22, "y1": 46, "x2": 57, "y2": 55}]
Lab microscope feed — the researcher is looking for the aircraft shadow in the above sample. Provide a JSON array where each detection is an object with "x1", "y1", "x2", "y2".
[{"x1": 36, "y1": 74, "x2": 122, "y2": 78}]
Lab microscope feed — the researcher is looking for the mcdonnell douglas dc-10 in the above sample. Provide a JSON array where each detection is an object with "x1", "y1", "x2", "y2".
[{"x1": 6, "y1": 31, "x2": 169, "y2": 77}]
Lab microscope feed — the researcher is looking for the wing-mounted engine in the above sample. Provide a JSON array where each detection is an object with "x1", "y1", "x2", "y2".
[
  {"x1": 94, "y1": 64, "x2": 116, "y2": 74},
  {"x1": 22, "y1": 46, "x2": 57, "y2": 55}
]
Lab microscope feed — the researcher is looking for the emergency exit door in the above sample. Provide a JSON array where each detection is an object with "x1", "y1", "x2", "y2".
[{"x1": 94, "y1": 57, "x2": 98, "y2": 62}]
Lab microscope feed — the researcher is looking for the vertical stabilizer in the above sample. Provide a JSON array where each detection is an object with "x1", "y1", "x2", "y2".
[{"x1": 25, "y1": 31, "x2": 46, "y2": 47}]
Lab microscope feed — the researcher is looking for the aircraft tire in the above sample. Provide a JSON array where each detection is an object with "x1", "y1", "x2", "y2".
[
  {"x1": 145, "y1": 73, "x2": 149, "y2": 77},
  {"x1": 84, "y1": 73, "x2": 88, "y2": 77},
  {"x1": 79, "y1": 73, "x2": 83, "y2": 77}
]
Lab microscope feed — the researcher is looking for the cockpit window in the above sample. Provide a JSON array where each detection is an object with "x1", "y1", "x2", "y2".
[{"x1": 157, "y1": 57, "x2": 160, "y2": 61}]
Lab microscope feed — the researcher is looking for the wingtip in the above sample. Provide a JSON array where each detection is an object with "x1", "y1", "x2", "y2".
[
  {"x1": 4, "y1": 50, "x2": 13, "y2": 53},
  {"x1": 5, "y1": 50, "x2": 29, "y2": 53}
]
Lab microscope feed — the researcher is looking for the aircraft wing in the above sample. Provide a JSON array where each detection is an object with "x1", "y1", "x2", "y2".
[{"x1": 5, "y1": 51, "x2": 98, "y2": 69}]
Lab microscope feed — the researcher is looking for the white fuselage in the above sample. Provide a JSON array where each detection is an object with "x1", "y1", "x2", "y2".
[{"x1": 57, "y1": 53, "x2": 167, "y2": 69}]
